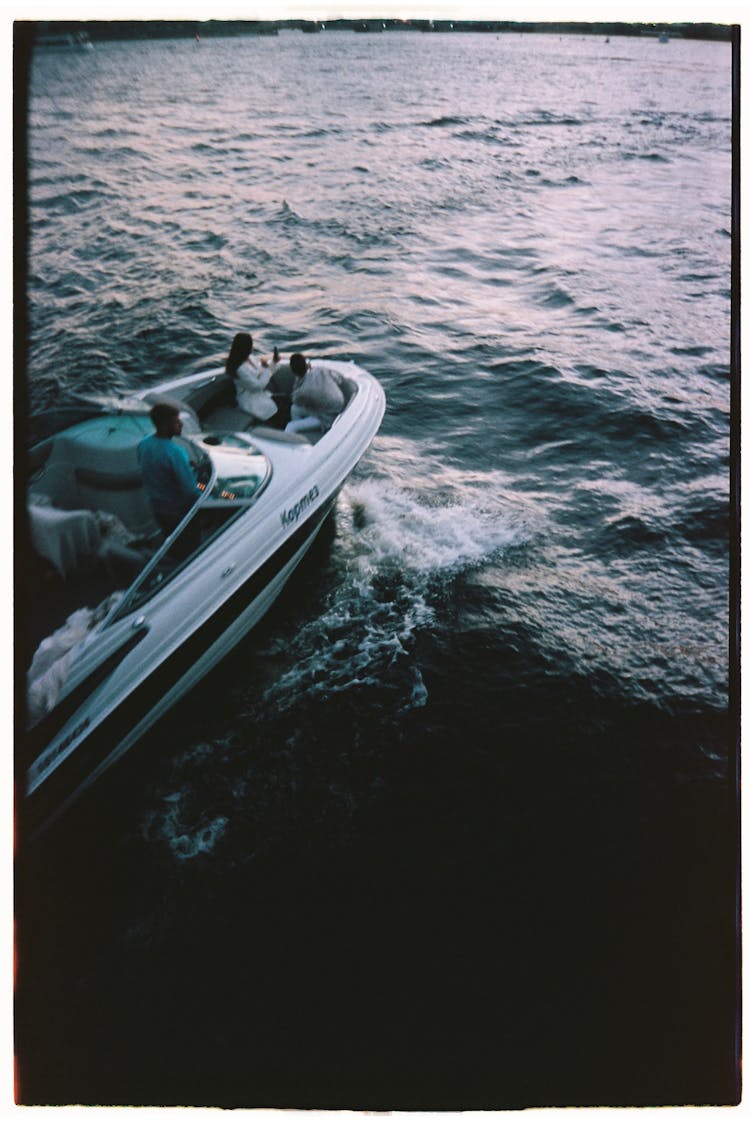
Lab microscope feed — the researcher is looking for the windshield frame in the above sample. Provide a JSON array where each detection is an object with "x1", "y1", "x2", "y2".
[
  {"x1": 104, "y1": 432, "x2": 274, "y2": 627},
  {"x1": 102, "y1": 436, "x2": 215, "y2": 627},
  {"x1": 103, "y1": 435, "x2": 273, "y2": 625}
]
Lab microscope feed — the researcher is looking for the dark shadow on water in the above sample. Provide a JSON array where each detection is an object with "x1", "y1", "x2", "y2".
[{"x1": 16, "y1": 577, "x2": 739, "y2": 1107}]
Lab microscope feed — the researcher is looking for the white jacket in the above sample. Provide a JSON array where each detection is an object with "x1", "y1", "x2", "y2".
[
  {"x1": 235, "y1": 357, "x2": 277, "y2": 421},
  {"x1": 291, "y1": 363, "x2": 346, "y2": 429}
]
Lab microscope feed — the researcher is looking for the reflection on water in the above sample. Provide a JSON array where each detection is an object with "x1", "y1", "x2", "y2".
[{"x1": 18, "y1": 27, "x2": 735, "y2": 1109}]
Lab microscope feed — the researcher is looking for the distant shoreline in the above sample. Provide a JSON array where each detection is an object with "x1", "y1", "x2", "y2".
[{"x1": 18, "y1": 18, "x2": 735, "y2": 44}]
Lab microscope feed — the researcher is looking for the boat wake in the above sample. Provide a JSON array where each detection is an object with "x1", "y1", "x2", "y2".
[
  {"x1": 143, "y1": 787, "x2": 229, "y2": 861},
  {"x1": 252, "y1": 443, "x2": 530, "y2": 721},
  {"x1": 141, "y1": 442, "x2": 530, "y2": 860}
]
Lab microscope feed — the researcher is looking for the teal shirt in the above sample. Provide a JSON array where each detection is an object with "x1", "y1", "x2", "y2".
[{"x1": 138, "y1": 434, "x2": 199, "y2": 524}]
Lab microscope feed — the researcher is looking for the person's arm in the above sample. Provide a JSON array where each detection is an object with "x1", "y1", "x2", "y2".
[
  {"x1": 171, "y1": 442, "x2": 201, "y2": 501},
  {"x1": 237, "y1": 358, "x2": 272, "y2": 391},
  {"x1": 267, "y1": 361, "x2": 295, "y2": 396}
]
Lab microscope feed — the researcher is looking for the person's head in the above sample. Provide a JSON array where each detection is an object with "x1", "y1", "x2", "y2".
[
  {"x1": 150, "y1": 401, "x2": 182, "y2": 437},
  {"x1": 290, "y1": 353, "x2": 308, "y2": 380},
  {"x1": 226, "y1": 332, "x2": 253, "y2": 377}
]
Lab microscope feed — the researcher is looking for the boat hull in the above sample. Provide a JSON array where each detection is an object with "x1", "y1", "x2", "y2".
[
  {"x1": 24, "y1": 491, "x2": 337, "y2": 839},
  {"x1": 22, "y1": 359, "x2": 385, "y2": 839}
]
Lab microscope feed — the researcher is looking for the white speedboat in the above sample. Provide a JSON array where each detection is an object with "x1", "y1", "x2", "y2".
[{"x1": 23, "y1": 359, "x2": 385, "y2": 837}]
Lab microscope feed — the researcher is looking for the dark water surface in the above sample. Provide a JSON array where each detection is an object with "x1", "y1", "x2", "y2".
[{"x1": 16, "y1": 28, "x2": 737, "y2": 1108}]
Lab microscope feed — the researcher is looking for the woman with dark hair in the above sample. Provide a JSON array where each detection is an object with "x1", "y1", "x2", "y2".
[{"x1": 225, "y1": 332, "x2": 277, "y2": 422}]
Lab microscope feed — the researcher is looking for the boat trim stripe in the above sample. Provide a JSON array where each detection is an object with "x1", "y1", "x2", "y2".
[
  {"x1": 24, "y1": 495, "x2": 337, "y2": 831},
  {"x1": 23, "y1": 626, "x2": 149, "y2": 765}
]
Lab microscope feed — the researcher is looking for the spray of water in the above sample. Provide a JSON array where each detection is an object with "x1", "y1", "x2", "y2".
[
  {"x1": 256, "y1": 446, "x2": 530, "y2": 719},
  {"x1": 144, "y1": 439, "x2": 531, "y2": 858}
]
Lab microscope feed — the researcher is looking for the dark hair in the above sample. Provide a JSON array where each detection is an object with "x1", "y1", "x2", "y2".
[
  {"x1": 150, "y1": 401, "x2": 180, "y2": 434},
  {"x1": 226, "y1": 332, "x2": 253, "y2": 377},
  {"x1": 290, "y1": 353, "x2": 307, "y2": 378}
]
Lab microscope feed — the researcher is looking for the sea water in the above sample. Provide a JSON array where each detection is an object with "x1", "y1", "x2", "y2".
[{"x1": 17, "y1": 29, "x2": 735, "y2": 1109}]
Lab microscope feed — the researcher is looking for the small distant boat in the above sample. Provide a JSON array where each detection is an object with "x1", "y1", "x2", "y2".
[
  {"x1": 641, "y1": 27, "x2": 674, "y2": 40},
  {"x1": 35, "y1": 29, "x2": 93, "y2": 51}
]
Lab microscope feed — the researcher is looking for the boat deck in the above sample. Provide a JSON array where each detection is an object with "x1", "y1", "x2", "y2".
[{"x1": 23, "y1": 543, "x2": 146, "y2": 670}]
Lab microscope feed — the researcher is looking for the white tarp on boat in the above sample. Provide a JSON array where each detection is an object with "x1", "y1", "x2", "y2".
[
  {"x1": 28, "y1": 504, "x2": 103, "y2": 577},
  {"x1": 27, "y1": 593, "x2": 122, "y2": 726}
]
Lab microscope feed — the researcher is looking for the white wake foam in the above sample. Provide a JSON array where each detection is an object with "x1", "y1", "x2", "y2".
[
  {"x1": 142, "y1": 774, "x2": 229, "y2": 861},
  {"x1": 255, "y1": 442, "x2": 531, "y2": 718},
  {"x1": 143, "y1": 441, "x2": 533, "y2": 854},
  {"x1": 340, "y1": 474, "x2": 525, "y2": 575}
]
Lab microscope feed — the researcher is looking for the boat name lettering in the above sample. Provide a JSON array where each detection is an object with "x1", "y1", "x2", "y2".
[
  {"x1": 281, "y1": 484, "x2": 320, "y2": 528},
  {"x1": 52, "y1": 717, "x2": 91, "y2": 761}
]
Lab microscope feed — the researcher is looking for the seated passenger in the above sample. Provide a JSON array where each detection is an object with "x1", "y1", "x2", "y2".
[
  {"x1": 225, "y1": 332, "x2": 277, "y2": 423},
  {"x1": 286, "y1": 354, "x2": 346, "y2": 434},
  {"x1": 138, "y1": 402, "x2": 201, "y2": 535},
  {"x1": 265, "y1": 348, "x2": 296, "y2": 429}
]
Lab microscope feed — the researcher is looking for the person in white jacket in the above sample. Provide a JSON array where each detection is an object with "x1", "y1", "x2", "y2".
[
  {"x1": 225, "y1": 332, "x2": 277, "y2": 423},
  {"x1": 286, "y1": 353, "x2": 346, "y2": 434}
]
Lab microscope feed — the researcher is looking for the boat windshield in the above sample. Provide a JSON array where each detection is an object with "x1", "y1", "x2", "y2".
[{"x1": 107, "y1": 436, "x2": 271, "y2": 624}]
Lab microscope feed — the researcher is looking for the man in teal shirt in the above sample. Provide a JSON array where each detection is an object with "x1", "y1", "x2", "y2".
[{"x1": 138, "y1": 402, "x2": 201, "y2": 534}]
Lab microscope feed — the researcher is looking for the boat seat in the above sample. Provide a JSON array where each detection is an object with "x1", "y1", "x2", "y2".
[
  {"x1": 75, "y1": 466, "x2": 143, "y2": 491},
  {"x1": 184, "y1": 375, "x2": 237, "y2": 419},
  {"x1": 202, "y1": 404, "x2": 256, "y2": 432},
  {"x1": 252, "y1": 426, "x2": 311, "y2": 445},
  {"x1": 141, "y1": 392, "x2": 202, "y2": 435},
  {"x1": 73, "y1": 467, "x2": 156, "y2": 538}
]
